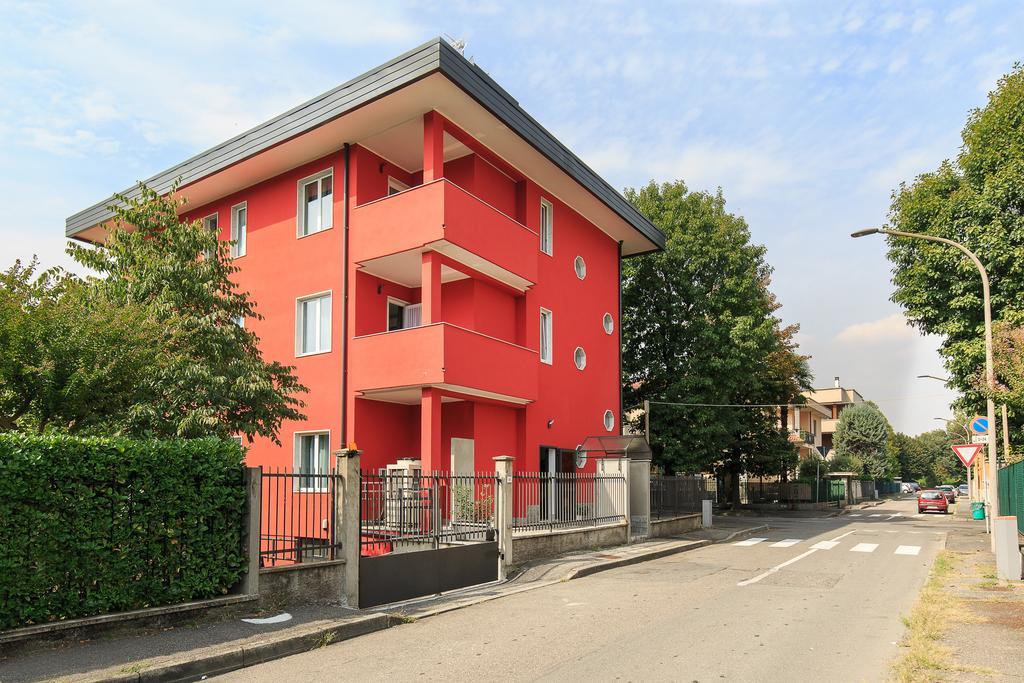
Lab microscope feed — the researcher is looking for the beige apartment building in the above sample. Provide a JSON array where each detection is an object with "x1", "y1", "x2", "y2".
[
  {"x1": 804, "y1": 376, "x2": 865, "y2": 455},
  {"x1": 783, "y1": 396, "x2": 831, "y2": 460}
]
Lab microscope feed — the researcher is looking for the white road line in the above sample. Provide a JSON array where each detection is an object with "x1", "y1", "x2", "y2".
[
  {"x1": 869, "y1": 514, "x2": 884, "y2": 518},
  {"x1": 851, "y1": 543, "x2": 878, "y2": 553},
  {"x1": 887, "y1": 514, "x2": 902, "y2": 520},
  {"x1": 769, "y1": 539, "x2": 802, "y2": 548},
  {"x1": 737, "y1": 549, "x2": 820, "y2": 586},
  {"x1": 829, "y1": 529, "x2": 858, "y2": 542},
  {"x1": 848, "y1": 514, "x2": 863, "y2": 517},
  {"x1": 811, "y1": 540, "x2": 839, "y2": 550},
  {"x1": 733, "y1": 537, "x2": 767, "y2": 547},
  {"x1": 895, "y1": 545, "x2": 921, "y2": 556}
]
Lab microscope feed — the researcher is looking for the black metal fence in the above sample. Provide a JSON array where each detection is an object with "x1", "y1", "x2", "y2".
[
  {"x1": 511, "y1": 471, "x2": 627, "y2": 533},
  {"x1": 259, "y1": 467, "x2": 342, "y2": 567},
  {"x1": 650, "y1": 476, "x2": 714, "y2": 518},
  {"x1": 360, "y1": 470, "x2": 498, "y2": 557}
]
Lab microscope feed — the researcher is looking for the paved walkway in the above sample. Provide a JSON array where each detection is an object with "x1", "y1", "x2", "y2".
[{"x1": 0, "y1": 518, "x2": 766, "y2": 683}]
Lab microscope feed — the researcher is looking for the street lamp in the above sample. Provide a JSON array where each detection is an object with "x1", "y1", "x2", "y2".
[
  {"x1": 853, "y1": 227, "x2": 999, "y2": 522},
  {"x1": 917, "y1": 374, "x2": 951, "y2": 383}
]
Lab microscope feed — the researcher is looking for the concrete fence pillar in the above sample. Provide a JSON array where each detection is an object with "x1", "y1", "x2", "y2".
[
  {"x1": 337, "y1": 448, "x2": 362, "y2": 608},
  {"x1": 993, "y1": 516, "x2": 1023, "y2": 580},
  {"x1": 494, "y1": 456, "x2": 514, "y2": 579},
  {"x1": 597, "y1": 457, "x2": 630, "y2": 540},
  {"x1": 239, "y1": 467, "x2": 262, "y2": 596},
  {"x1": 702, "y1": 499, "x2": 713, "y2": 528},
  {"x1": 628, "y1": 458, "x2": 651, "y2": 541}
]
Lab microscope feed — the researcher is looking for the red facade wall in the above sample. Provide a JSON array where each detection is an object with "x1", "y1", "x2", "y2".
[{"x1": 182, "y1": 128, "x2": 621, "y2": 475}]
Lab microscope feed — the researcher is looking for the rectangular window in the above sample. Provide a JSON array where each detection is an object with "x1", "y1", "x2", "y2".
[
  {"x1": 539, "y1": 308, "x2": 553, "y2": 364},
  {"x1": 202, "y1": 213, "x2": 218, "y2": 259},
  {"x1": 540, "y1": 198, "x2": 553, "y2": 255},
  {"x1": 386, "y1": 297, "x2": 421, "y2": 331},
  {"x1": 295, "y1": 432, "x2": 329, "y2": 492},
  {"x1": 387, "y1": 177, "x2": 409, "y2": 196},
  {"x1": 296, "y1": 292, "x2": 332, "y2": 355},
  {"x1": 231, "y1": 203, "x2": 247, "y2": 257},
  {"x1": 298, "y1": 169, "x2": 333, "y2": 236}
]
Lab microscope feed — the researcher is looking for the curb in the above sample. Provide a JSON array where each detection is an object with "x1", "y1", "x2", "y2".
[
  {"x1": 79, "y1": 613, "x2": 392, "y2": 683},
  {"x1": 75, "y1": 524, "x2": 771, "y2": 682},
  {"x1": 566, "y1": 539, "x2": 711, "y2": 580}
]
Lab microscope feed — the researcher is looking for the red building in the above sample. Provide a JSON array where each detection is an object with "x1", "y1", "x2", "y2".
[{"x1": 66, "y1": 39, "x2": 665, "y2": 479}]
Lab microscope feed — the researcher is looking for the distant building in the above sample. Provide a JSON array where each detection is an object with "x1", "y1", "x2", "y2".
[
  {"x1": 782, "y1": 397, "x2": 830, "y2": 461},
  {"x1": 803, "y1": 376, "x2": 866, "y2": 455}
]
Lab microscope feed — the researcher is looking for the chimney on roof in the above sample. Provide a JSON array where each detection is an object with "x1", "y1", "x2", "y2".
[{"x1": 834, "y1": 376, "x2": 840, "y2": 388}]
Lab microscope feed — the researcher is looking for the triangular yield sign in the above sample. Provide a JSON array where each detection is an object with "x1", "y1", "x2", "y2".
[{"x1": 951, "y1": 443, "x2": 982, "y2": 467}]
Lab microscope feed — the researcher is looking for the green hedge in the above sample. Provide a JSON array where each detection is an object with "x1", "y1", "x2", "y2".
[{"x1": 0, "y1": 434, "x2": 247, "y2": 630}]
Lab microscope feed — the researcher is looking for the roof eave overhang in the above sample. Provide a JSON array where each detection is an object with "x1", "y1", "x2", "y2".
[{"x1": 65, "y1": 38, "x2": 665, "y2": 253}]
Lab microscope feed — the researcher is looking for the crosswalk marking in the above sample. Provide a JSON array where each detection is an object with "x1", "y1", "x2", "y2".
[
  {"x1": 895, "y1": 545, "x2": 921, "y2": 556},
  {"x1": 769, "y1": 539, "x2": 802, "y2": 548},
  {"x1": 733, "y1": 537, "x2": 767, "y2": 547},
  {"x1": 851, "y1": 543, "x2": 878, "y2": 553},
  {"x1": 811, "y1": 540, "x2": 839, "y2": 550}
]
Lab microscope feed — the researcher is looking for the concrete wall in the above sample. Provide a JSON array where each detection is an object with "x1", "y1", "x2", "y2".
[
  {"x1": 649, "y1": 513, "x2": 700, "y2": 538},
  {"x1": 258, "y1": 560, "x2": 346, "y2": 608},
  {"x1": 511, "y1": 522, "x2": 627, "y2": 565}
]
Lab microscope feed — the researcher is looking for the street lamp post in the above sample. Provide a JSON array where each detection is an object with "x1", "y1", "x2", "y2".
[{"x1": 853, "y1": 227, "x2": 999, "y2": 527}]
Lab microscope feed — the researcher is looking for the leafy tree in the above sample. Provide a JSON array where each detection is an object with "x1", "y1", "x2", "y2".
[
  {"x1": 621, "y1": 180, "x2": 810, "y2": 502},
  {"x1": 886, "y1": 64, "x2": 1024, "y2": 445},
  {"x1": 833, "y1": 402, "x2": 893, "y2": 478},
  {"x1": 1, "y1": 184, "x2": 307, "y2": 442},
  {"x1": 0, "y1": 260, "x2": 159, "y2": 433},
  {"x1": 915, "y1": 428, "x2": 960, "y2": 485}
]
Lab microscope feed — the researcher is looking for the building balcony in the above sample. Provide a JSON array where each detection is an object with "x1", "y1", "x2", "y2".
[
  {"x1": 351, "y1": 179, "x2": 538, "y2": 291},
  {"x1": 350, "y1": 323, "x2": 538, "y2": 404}
]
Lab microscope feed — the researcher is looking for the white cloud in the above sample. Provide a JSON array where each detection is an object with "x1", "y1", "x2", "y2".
[
  {"x1": 834, "y1": 314, "x2": 917, "y2": 344},
  {"x1": 946, "y1": 4, "x2": 976, "y2": 25}
]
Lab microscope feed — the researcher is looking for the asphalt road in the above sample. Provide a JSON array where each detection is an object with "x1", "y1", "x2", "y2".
[{"x1": 217, "y1": 497, "x2": 955, "y2": 682}]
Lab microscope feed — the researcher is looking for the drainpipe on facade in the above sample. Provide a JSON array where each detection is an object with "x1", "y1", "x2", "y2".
[{"x1": 341, "y1": 143, "x2": 351, "y2": 447}]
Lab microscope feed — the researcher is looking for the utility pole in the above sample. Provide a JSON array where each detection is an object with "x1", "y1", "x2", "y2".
[{"x1": 854, "y1": 227, "x2": 1000, "y2": 548}]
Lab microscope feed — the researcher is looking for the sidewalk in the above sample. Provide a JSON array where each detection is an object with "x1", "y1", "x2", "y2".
[
  {"x1": 0, "y1": 518, "x2": 765, "y2": 683},
  {"x1": 891, "y1": 508, "x2": 1024, "y2": 681}
]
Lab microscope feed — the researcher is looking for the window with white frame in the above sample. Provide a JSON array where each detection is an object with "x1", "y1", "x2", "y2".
[
  {"x1": 386, "y1": 297, "x2": 421, "y2": 331},
  {"x1": 295, "y1": 432, "x2": 329, "y2": 492},
  {"x1": 540, "y1": 198, "x2": 553, "y2": 255},
  {"x1": 298, "y1": 170, "x2": 333, "y2": 236},
  {"x1": 202, "y1": 214, "x2": 218, "y2": 259},
  {"x1": 603, "y1": 409, "x2": 615, "y2": 432},
  {"x1": 539, "y1": 308, "x2": 553, "y2": 364},
  {"x1": 230, "y1": 203, "x2": 247, "y2": 257},
  {"x1": 387, "y1": 177, "x2": 410, "y2": 196},
  {"x1": 296, "y1": 292, "x2": 332, "y2": 355},
  {"x1": 603, "y1": 313, "x2": 614, "y2": 335},
  {"x1": 574, "y1": 346, "x2": 586, "y2": 370},
  {"x1": 574, "y1": 255, "x2": 587, "y2": 280}
]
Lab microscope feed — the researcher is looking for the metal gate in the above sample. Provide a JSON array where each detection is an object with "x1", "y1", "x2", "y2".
[{"x1": 359, "y1": 469, "x2": 499, "y2": 608}]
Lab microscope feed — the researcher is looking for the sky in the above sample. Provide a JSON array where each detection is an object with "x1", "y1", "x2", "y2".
[{"x1": 2, "y1": 0, "x2": 1022, "y2": 435}]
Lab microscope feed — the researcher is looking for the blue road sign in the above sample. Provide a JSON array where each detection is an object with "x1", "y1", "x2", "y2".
[{"x1": 970, "y1": 416, "x2": 989, "y2": 434}]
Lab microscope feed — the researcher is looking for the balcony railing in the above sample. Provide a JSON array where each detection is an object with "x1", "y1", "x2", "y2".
[
  {"x1": 350, "y1": 323, "x2": 538, "y2": 402},
  {"x1": 351, "y1": 179, "x2": 538, "y2": 287}
]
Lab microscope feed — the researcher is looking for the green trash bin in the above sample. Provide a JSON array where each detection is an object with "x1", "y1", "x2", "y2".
[{"x1": 971, "y1": 501, "x2": 985, "y2": 520}]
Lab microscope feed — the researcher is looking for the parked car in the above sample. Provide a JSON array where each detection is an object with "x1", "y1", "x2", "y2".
[
  {"x1": 901, "y1": 482, "x2": 914, "y2": 494},
  {"x1": 918, "y1": 490, "x2": 949, "y2": 514},
  {"x1": 936, "y1": 485, "x2": 957, "y2": 503},
  {"x1": 903, "y1": 481, "x2": 921, "y2": 492},
  {"x1": 958, "y1": 484, "x2": 969, "y2": 497}
]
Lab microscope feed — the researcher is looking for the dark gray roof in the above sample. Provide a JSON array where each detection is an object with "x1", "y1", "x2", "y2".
[{"x1": 66, "y1": 38, "x2": 665, "y2": 251}]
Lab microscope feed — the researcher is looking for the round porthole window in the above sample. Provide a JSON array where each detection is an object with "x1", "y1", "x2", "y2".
[
  {"x1": 574, "y1": 255, "x2": 587, "y2": 280},
  {"x1": 603, "y1": 409, "x2": 615, "y2": 432},
  {"x1": 603, "y1": 313, "x2": 614, "y2": 334},
  {"x1": 574, "y1": 346, "x2": 587, "y2": 370},
  {"x1": 575, "y1": 444, "x2": 587, "y2": 469}
]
